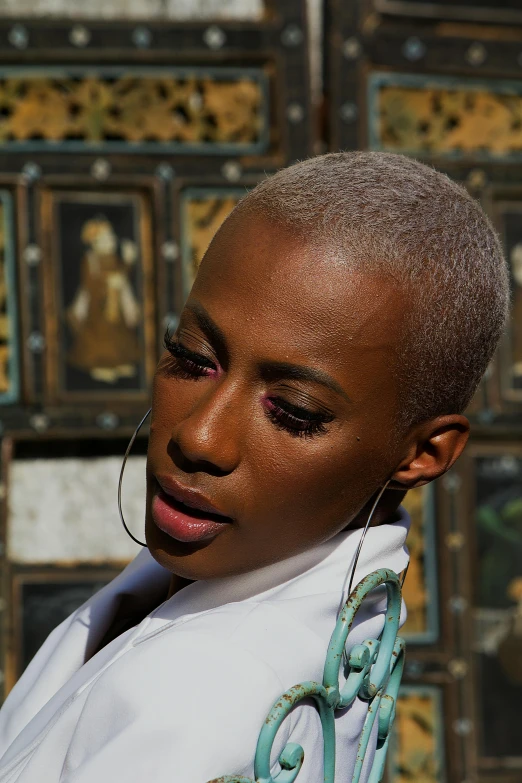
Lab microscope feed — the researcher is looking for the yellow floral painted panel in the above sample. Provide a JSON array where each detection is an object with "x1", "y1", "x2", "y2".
[
  {"x1": 182, "y1": 190, "x2": 243, "y2": 294},
  {"x1": 0, "y1": 68, "x2": 267, "y2": 151},
  {"x1": 390, "y1": 687, "x2": 443, "y2": 783},
  {"x1": 401, "y1": 485, "x2": 438, "y2": 641},
  {"x1": 372, "y1": 74, "x2": 522, "y2": 159}
]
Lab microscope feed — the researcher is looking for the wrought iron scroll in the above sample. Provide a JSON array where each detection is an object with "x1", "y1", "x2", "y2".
[{"x1": 208, "y1": 568, "x2": 405, "y2": 783}]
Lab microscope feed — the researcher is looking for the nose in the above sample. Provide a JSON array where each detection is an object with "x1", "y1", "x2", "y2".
[{"x1": 169, "y1": 380, "x2": 244, "y2": 475}]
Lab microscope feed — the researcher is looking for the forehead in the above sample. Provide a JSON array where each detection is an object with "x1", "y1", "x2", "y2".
[{"x1": 191, "y1": 214, "x2": 406, "y2": 350}]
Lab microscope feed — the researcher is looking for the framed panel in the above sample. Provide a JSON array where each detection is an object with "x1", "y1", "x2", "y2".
[
  {"x1": 6, "y1": 452, "x2": 146, "y2": 564},
  {"x1": 491, "y1": 201, "x2": 522, "y2": 403},
  {"x1": 368, "y1": 72, "x2": 522, "y2": 163},
  {"x1": 0, "y1": 66, "x2": 269, "y2": 157},
  {"x1": 401, "y1": 484, "x2": 439, "y2": 645},
  {"x1": 373, "y1": 0, "x2": 522, "y2": 25},
  {"x1": 180, "y1": 186, "x2": 245, "y2": 298},
  {"x1": 468, "y1": 446, "x2": 522, "y2": 769},
  {"x1": 388, "y1": 684, "x2": 445, "y2": 783},
  {"x1": 0, "y1": 189, "x2": 18, "y2": 405},
  {"x1": 41, "y1": 187, "x2": 156, "y2": 403},
  {"x1": 0, "y1": 0, "x2": 266, "y2": 20},
  {"x1": 6, "y1": 567, "x2": 120, "y2": 692}
]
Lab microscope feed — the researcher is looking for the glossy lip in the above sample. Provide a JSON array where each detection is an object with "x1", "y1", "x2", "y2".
[
  {"x1": 151, "y1": 475, "x2": 233, "y2": 544},
  {"x1": 154, "y1": 474, "x2": 232, "y2": 519}
]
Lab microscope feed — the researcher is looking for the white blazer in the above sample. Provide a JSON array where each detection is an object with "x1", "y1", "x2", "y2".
[{"x1": 0, "y1": 511, "x2": 410, "y2": 783}]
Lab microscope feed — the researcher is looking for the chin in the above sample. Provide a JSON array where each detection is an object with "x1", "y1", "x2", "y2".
[{"x1": 145, "y1": 517, "x2": 226, "y2": 579}]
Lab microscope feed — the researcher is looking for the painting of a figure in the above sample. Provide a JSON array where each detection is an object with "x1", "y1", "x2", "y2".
[
  {"x1": 473, "y1": 452, "x2": 522, "y2": 762},
  {"x1": 47, "y1": 191, "x2": 154, "y2": 397}
]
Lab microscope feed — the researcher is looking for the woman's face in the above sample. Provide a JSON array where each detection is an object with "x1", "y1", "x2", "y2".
[{"x1": 145, "y1": 212, "x2": 410, "y2": 579}]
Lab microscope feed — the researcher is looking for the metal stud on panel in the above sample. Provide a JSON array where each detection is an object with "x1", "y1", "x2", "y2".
[
  {"x1": 29, "y1": 413, "x2": 50, "y2": 433},
  {"x1": 339, "y1": 102, "x2": 358, "y2": 123},
  {"x1": 91, "y1": 159, "x2": 111, "y2": 181},
  {"x1": 8, "y1": 24, "x2": 28, "y2": 50},
  {"x1": 21, "y1": 162, "x2": 41, "y2": 182},
  {"x1": 23, "y1": 245, "x2": 41, "y2": 266},
  {"x1": 343, "y1": 37, "x2": 361, "y2": 60},
  {"x1": 96, "y1": 412, "x2": 119, "y2": 430},
  {"x1": 466, "y1": 42, "x2": 487, "y2": 66},
  {"x1": 281, "y1": 24, "x2": 303, "y2": 47},
  {"x1": 132, "y1": 26, "x2": 152, "y2": 49},
  {"x1": 287, "y1": 102, "x2": 304, "y2": 123},
  {"x1": 204, "y1": 26, "x2": 226, "y2": 50},
  {"x1": 69, "y1": 25, "x2": 91, "y2": 47},
  {"x1": 222, "y1": 160, "x2": 242, "y2": 182},
  {"x1": 402, "y1": 36, "x2": 426, "y2": 62},
  {"x1": 161, "y1": 241, "x2": 179, "y2": 261},
  {"x1": 156, "y1": 163, "x2": 174, "y2": 181},
  {"x1": 27, "y1": 332, "x2": 46, "y2": 353}
]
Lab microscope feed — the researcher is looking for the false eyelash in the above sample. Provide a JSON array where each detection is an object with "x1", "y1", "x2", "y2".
[
  {"x1": 264, "y1": 397, "x2": 332, "y2": 439},
  {"x1": 163, "y1": 331, "x2": 216, "y2": 379}
]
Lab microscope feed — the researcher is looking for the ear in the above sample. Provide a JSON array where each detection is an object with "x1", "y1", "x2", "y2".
[{"x1": 390, "y1": 414, "x2": 470, "y2": 489}]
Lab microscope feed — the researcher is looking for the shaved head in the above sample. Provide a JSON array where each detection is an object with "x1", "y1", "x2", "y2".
[{"x1": 231, "y1": 151, "x2": 510, "y2": 427}]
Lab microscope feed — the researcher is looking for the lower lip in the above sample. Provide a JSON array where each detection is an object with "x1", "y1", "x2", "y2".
[{"x1": 151, "y1": 487, "x2": 232, "y2": 543}]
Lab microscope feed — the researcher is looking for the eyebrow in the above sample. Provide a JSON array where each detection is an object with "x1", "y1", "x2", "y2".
[
  {"x1": 259, "y1": 361, "x2": 352, "y2": 403},
  {"x1": 184, "y1": 301, "x2": 228, "y2": 358},
  {"x1": 184, "y1": 301, "x2": 352, "y2": 403}
]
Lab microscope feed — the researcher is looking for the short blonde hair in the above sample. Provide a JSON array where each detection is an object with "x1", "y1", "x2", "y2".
[{"x1": 234, "y1": 152, "x2": 510, "y2": 426}]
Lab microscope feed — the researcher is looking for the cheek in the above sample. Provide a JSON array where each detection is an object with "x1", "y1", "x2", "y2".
[{"x1": 243, "y1": 428, "x2": 386, "y2": 533}]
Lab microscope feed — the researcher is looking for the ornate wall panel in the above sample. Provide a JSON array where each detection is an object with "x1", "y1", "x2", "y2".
[
  {"x1": 401, "y1": 485, "x2": 439, "y2": 645},
  {"x1": 0, "y1": 67, "x2": 269, "y2": 155},
  {"x1": 368, "y1": 73, "x2": 522, "y2": 162},
  {"x1": 7, "y1": 455, "x2": 144, "y2": 564},
  {"x1": 466, "y1": 446, "x2": 522, "y2": 770},
  {"x1": 40, "y1": 186, "x2": 157, "y2": 404},
  {"x1": 0, "y1": 189, "x2": 18, "y2": 405},
  {"x1": 372, "y1": 0, "x2": 522, "y2": 25},
  {"x1": 180, "y1": 186, "x2": 244, "y2": 296},
  {"x1": 0, "y1": 0, "x2": 266, "y2": 20},
  {"x1": 6, "y1": 567, "x2": 119, "y2": 691},
  {"x1": 326, "y1": 5, "x2": 522, "y2": 782},
  {"x1": 0, "y1": 0, "x2": 311, "y2": 702},
  {"x1": 388, "y1": 685, "x2": 445, "y2": 783}
]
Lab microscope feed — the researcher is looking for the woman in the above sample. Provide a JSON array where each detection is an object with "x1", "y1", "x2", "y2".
[{"x1": 0, "y1": 152, "x2": 509, "y2": 782}]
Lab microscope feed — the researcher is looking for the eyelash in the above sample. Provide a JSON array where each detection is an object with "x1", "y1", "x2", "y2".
[
  {"x1": 163, "y1": 331, "x2": 333, "y2": 439},
  {"x1": 263, "y1": 397, "x2": 332, "y2": 439},
  {"x1": 164, "y1": 330, "x2": 216, "y2": 380}
]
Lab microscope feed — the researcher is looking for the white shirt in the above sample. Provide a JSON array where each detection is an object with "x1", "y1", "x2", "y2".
[{"x1": 0, "y1": 510, "x2": 410, "y2": 783}]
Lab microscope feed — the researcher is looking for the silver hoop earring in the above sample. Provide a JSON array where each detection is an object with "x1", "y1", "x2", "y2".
[
  {"x1": 337, "y1": 479, "x2": 391, "y2": 620},
  {"x1": 118, "y1": 408, "x2": 151, "y2": 548}
]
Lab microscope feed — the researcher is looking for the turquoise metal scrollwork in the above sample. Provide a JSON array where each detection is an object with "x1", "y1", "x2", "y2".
[{"x1": 208, "y1": 568, "x2": 405, "y2": 783}]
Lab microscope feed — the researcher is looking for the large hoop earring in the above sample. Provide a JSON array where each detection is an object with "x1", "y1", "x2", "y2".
[
  {"x1": 118, "y1": 408, "x2": 151, "y2": 548},
  {"x1": 337, "y1": 479, "x2": 391, "y2": 620}
]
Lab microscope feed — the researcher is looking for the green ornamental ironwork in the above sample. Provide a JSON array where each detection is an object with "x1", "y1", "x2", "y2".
[{"x1": 208, "y1": 567, "x2": 405, "y2": 783}]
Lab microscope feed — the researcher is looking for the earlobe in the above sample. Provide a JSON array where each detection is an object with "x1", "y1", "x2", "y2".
[{"x1": 391, "y1": 414, "x2": 470, "y2": 489}]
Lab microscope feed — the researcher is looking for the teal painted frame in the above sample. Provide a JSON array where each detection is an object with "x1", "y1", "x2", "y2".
[
  {"x1": 402, "y1": 483, "x2": 439, "y2": 645},
  {"x1": 0, "y1": 190, "x2": 19, "y2": 405},
  {"x1": 209, "y1": 568, "x2": 406, "y2": 783},
  {"x1": 0, "y1": 66, "x2": 269, "y2": 156},
  {"x1": 387, "y1": 684, "x2": 446, "y2": 783},
  {"x1": 180, "y1": 186, "x2": 247, "y2": 300},
  {"x1": 368, "y1": 71, "x2": 522, "y2": 163}
]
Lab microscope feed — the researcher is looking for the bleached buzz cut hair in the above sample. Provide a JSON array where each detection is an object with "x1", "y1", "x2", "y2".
[{"x1": 233, "y1": 151, "x2": 510, "y2": 427}]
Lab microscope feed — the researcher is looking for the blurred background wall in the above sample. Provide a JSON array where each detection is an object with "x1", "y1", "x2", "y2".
[{"x1": 0, "y1": 2, "x2": 520, "y2": 782}]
